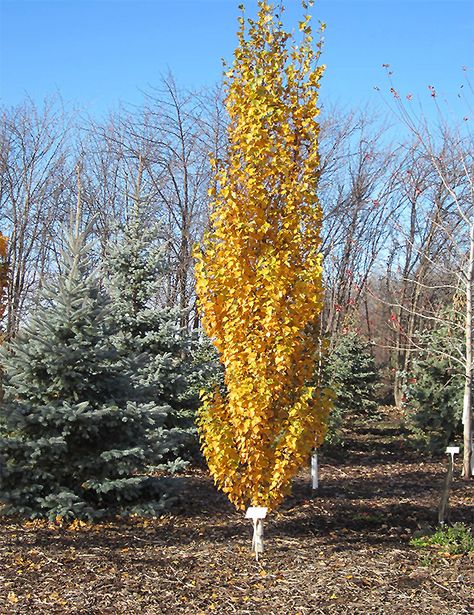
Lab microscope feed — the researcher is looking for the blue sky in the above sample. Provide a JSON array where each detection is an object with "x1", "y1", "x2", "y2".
[{"x1": 0, "y1": 0, "x2": 473, "y2": 119}]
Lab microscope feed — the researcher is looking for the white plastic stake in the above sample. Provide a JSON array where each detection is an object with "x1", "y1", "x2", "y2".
[
  {"x1": 245, "y1": 506, "x2": 267, "y2": 560},
  {"x1": 311, "y1": 451, "x2": 319, "y2": 490}
]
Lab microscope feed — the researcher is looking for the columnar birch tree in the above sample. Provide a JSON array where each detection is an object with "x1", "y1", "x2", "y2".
[{"x1": 195, "y1": 0, "x2": 331, "y2": 511}]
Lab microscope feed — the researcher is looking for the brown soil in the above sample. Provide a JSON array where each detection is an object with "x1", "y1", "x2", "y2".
[{"x1": 0, "y1": 413, "x2": 472, "y2": 614}]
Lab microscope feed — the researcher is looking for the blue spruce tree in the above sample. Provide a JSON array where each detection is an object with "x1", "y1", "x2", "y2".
[
  {"x1": 0, "y1": 228, "x2": 178, "y2": 521},
  {"x1": 104, "y1": 211, "x2": 199, "y2": 470}
]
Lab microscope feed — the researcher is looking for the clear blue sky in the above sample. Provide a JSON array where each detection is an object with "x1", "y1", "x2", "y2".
[{"x1": 0, "y1": 0, "x2": 473, "y2": 119}]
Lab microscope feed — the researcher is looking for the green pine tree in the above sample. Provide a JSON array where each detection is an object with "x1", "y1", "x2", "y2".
[
  {"x1": 404, "y1": 320, "x2": 465, "y2": 453},
  {"x1": 327, "y1": 331, "x2": 381, "y2": 415},
  {"x1": 104, "y1": 213, "x2": 200, "y2": 469},
  {"x1": 322, "y1": 331, "x2": 381, "y2": 447},
  {"x1": 0, "y1": 229, "x2": 178, "y2": 521}
]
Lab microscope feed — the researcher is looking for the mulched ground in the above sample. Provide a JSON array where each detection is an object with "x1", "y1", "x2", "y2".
[{"x1": 0, "y1": 412, "x2": 472, "y2": 614}]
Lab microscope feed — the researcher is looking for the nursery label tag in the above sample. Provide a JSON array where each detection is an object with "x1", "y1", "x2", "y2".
[
  {"x1": 245, "y1": 506, "x2": 267, "y2": 520},
  {"x1": 446, "y1": 446, "x2": 460, "y2": 455}
]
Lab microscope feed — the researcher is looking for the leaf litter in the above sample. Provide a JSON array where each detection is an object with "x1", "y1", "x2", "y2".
[{"x1": 0, "y1": 410, "x2": 472, "y2": 614}]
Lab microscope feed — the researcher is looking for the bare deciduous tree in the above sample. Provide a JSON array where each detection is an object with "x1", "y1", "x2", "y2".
[{"x1": 0, "y1": 97, "x2": 73, "y2": 336}]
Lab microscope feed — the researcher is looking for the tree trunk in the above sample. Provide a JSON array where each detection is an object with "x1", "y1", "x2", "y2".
[
  {"x1": 394, "y1": 374, "x2": 404, "y2": 409},
  {"x1": 462, "y1": 223, "x2": 473, "y2": 479}
]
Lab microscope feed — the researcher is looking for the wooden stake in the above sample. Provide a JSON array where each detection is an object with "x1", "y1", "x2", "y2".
[{"x1": 438, "y1": 447, "x2": 459, "y2": 524}]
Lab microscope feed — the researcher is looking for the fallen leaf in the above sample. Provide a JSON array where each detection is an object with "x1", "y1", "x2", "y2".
[{"x1": 7, "y1": 592, "x2": 18, "y2": 604}]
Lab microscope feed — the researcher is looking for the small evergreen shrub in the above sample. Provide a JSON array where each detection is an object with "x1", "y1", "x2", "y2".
[
  {"x1": 321, "y1": 331, "x2": 381, "y2": 449},
  {"x1": 327, "y1": 331, "x2": 381, "y2": 415}
]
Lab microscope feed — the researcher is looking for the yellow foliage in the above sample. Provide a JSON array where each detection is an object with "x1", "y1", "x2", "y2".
[{"x1": 194, "y1": 0, "x2": 331, "y2": 511}]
